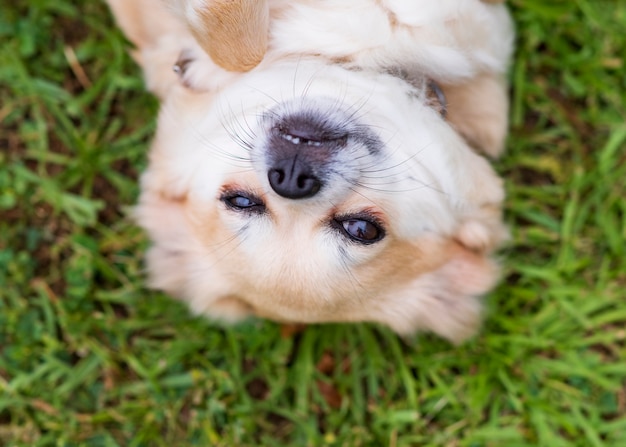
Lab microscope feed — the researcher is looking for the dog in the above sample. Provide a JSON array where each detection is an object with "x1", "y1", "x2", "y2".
[{"x1": 106, "y1": 0, "x2": 514, "y2": 343}]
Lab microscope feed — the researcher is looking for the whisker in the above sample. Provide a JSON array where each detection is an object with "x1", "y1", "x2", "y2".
[
  {"x1": 338, "y1": 253, "x2": 368, "y2": 304},
  {"x1": 188, "y1": 231, "x2": 246, "y2": 273},
  {"x1": 156, "y1": 101, "x2": 253, "y2": 169},
  {"x1": 241, "y1": 83, "x2": 282, "y2": 108}
]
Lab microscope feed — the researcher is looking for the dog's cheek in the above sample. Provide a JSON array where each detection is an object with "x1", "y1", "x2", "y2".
[
  {"x1": 380, "y1": 245, "x2": 500, "y2": 344},
  {"x1": 135, "y1": 189, "x2": 255, "y2": 322},
  {"x1": 134, "y1": 190, "x2": 195, "y2": 295},
  {"x1": 143, "y1": 244, "x2": 187, "y2": 297},
  {"x1": 133, "y1": 190, "x2": 205, "y2": 298}
]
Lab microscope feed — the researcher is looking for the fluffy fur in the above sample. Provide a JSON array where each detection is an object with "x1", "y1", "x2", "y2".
[{"x1": 107, "y1": 0, "x2": 514, "y2": 343}]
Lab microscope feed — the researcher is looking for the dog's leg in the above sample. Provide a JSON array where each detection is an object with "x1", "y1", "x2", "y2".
[{"x1": 166, "y1": 0, "x2": 270, "y2": 72}]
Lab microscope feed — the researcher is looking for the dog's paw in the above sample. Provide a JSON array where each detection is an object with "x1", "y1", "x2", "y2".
[{"x1": 171, "y1": 47, "x2": 233, "y2": 92}]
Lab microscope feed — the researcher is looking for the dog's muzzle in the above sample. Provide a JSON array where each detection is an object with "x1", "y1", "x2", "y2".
[{"x1": 265, "y1": 108, "x2": 351, "y2": 200}]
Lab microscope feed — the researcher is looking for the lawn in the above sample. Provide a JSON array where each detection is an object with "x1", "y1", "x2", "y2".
[{"x1": 1, "y1": 0, "x2": 625, "y2": 446}]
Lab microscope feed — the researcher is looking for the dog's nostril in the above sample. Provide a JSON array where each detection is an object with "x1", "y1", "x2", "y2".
[
  {"x1": 270, "y1": 168, "x2": 285, "y2": 185},
  {"x1": 296, "y1": 174, "x2": 309, "y2": 189},
  {"x1": 268, "y1": 161, "x2": 322, "y2": 200},
  {"x1": 296, "y1": 174, "x2": 321, "y2": 196}
]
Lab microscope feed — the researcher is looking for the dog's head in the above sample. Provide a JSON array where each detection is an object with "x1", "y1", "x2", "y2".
[{"x1": 108, "y1": 0, "x2": 514, "y2": 343}]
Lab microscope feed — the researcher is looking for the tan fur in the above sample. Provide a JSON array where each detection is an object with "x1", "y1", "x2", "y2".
[{"x1": 190, "y1": 0, "x2": 269, "y2": 72}]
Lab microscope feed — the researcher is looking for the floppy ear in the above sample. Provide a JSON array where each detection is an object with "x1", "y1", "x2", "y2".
[
  {"x1": 168, "y1": 0, "x2": 270, "y2": 72},
  {"x1": 442, "y1": 72, "x2": 509, "y2": 157},
  {"x1": 382, "y1": 204, "x2": 506, "y2": 344}
]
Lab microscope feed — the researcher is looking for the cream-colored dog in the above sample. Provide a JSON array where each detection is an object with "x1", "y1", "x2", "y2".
[{"x1": 107, "y1": 0, "x2": 514, "y2": 343}]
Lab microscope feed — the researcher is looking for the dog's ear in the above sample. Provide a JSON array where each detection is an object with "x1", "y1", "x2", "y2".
[
  {"x1": 169, "y1": 0, "x2": 270, "y2": 72},
  {"x1": 134, "y1": 190, "x2": 192, "y2": 296},
  {"x1": 442, "y1": 72, "x2": 509, "y2": 157}
]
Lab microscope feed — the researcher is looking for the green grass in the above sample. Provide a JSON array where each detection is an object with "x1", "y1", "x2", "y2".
[{"x1": 1, "y1": 0, "x2": 625, "y2": 445}]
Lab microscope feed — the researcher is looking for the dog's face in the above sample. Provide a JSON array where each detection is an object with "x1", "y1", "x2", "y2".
[{"x1": 108, "y1": 0, "x2": 513, "y2": 343}]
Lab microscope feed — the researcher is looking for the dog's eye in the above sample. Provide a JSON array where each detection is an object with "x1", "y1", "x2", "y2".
[
  {"x1": 229, "y1": 196, "x2": 256, "y2": 208},
  {"x1": 335, "y1": 217, "x2": 384, "y2": 244},
  {"x1": 222, "y1": 193, "x2": 265, "y2": 212}
]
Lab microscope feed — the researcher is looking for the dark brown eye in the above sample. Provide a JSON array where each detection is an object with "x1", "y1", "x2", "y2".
[{"x1": 336, "y1": 217, "x2": 384, "y2": 244}]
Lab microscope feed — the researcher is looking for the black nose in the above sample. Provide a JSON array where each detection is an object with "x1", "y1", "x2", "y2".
[
  {"x1": 265, "y1": 114, "x2": 349, "y2": 200},
  {"x1": 267, "y1": 156, "x2": 321, "y2": 199}
]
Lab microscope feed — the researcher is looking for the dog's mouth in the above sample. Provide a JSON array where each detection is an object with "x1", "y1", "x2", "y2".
[
  {"x1": 427, "y1": 80, "x2": 447, "y2": 118},
  {"x1": 385, "y1": 67, "x2": 448, "y2": 118}
]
